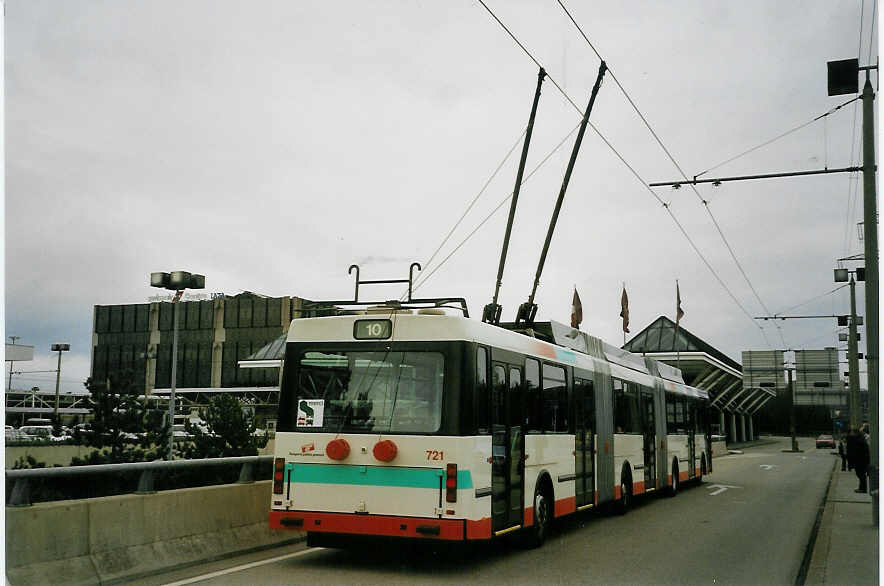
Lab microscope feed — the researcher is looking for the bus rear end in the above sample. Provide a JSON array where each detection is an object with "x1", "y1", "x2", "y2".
[{"x1": 269, "y1": 316, "x2": 490, "y2": 545}]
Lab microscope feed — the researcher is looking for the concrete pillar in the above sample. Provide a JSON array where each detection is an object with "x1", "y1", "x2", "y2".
[
  {"x1": 739, "y1": 414, "x2": 746, "y2": 442},
  {"x1": 719, "y1": 410, "x2": 726, "y2": 436},
  {"x1": 146, "y1": 303, "x2": 161, "y2": 394},
  {"x1": 729, "y1": 412, "x2": 737, "y2": 443},
  {"x1": 748, "y1": 415, "x2": 754, "y2": 441},
  {"x1": 211, "y1": 297, "x2": 226, "y2": 388}
]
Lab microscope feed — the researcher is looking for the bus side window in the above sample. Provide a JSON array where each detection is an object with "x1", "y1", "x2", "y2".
[
  {"x1": 613, "y1": 379, "x2": 625, "y2": 433},
  {"x1": 613, "y1": 379, "x2": 640, "y2": 434},
  {"x1": 542, "y1": 364, "x2": 568, "y2": 433},
  {"x1": 476, "y1": 347, "x2": 489, "y2": 434},
  {"x1": 525, "y1": 359, "x2": 541, "y2": 432},
  {"x1": 666, "y1": 394, "x2": 676, "y2": 431}
]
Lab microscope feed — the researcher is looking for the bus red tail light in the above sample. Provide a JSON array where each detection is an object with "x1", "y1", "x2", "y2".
[
  {"x1": 373, "y1": 439, "x2": 398, "y2": 462},
  {"x1": 446, "y1": 463, "x2": 457, "y2": 503},
  {"x1": 326, "y1": 438, "x2": 351, "y2": 461},
  {"x1": 273, "y1": 458, "x2": 286, "y2": 494}
]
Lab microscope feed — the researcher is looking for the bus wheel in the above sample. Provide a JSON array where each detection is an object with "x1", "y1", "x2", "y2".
[
  {"x1": 525, "y1": 489, "x2": 550, "y2": 548},
  {"x1": 617, "y1": 472, "x2": 632, "y2": 515},
  {"x1": 668, "y1": 459, "x2": 679, "y2": 497}
]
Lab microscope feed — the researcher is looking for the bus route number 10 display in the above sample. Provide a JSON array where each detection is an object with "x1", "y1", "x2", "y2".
[{"x1": 353, "y1": 319, "x2": 392, "y2": 340}]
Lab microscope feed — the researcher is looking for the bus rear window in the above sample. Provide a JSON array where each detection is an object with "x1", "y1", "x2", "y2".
[{"x1": 290, "y1": 350, "x2": 444, "y2": 434}]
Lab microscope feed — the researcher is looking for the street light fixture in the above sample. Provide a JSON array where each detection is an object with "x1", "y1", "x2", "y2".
[
  {"x1": 833, "y1": 266, "x2": 864, "y2": 429},
  {"x1": 150, "y1": 270, "x2": 205, "y2": 460},
  {"x1": 51, "y1": 343, "x2": 70, "y2": 421}
]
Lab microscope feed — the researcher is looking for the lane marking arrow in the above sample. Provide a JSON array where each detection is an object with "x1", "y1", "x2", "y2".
[{"x1": 708, "y1": 484, "x2": 741, "y2": 496}]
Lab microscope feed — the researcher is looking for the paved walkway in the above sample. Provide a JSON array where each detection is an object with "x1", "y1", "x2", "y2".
[{"x1": 806, "y1": 462, "x2": 879, "y2": 585}]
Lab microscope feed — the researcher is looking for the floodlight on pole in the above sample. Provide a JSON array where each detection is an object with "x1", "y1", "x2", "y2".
[
  {"x1": 150, "y1": 270, "x2": 205, "y2": 460},
  {"x1": 51, "y1": 343, "x2": 70, "y2": 420}
]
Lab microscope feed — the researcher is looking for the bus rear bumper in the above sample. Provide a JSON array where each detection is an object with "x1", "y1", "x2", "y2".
[{"x1": 269, "y1": 510, "x2": 468, "y2": 541}]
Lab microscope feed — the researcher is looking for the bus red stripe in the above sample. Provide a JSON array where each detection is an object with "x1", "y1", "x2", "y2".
[{"x1": 269, "y1": 511, "x2": 465, "y2": 540}]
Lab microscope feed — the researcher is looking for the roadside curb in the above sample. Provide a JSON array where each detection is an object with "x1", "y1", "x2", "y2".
[{"x1": 801, "y1": 457, "x2": 838, "y2": 585}]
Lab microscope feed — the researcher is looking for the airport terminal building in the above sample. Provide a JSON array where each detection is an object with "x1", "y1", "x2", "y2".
[{"x1": 90, "y1": 292, "x2": 319, "y2": 395}]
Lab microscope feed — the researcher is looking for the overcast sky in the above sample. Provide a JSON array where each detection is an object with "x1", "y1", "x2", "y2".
[{"x1": 4, "y1": 1, "x2": 878, "y2": 395}]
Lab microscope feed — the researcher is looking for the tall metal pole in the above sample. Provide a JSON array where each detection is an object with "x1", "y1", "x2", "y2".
[
  {"x1": 53, "y1": 348, "x2": 63, "y2": 419},
  {"x1": 168, "y1": 299, "x2": 180, "y2": 460},
  {"x1": 518, "y1": 61, "x2": 607, "y2": 324},
  {"x1": 484, "y1": 67, "x2": 546, "y2": 325},
  {"x1": 861, "y1": 72, "x2": 879, "y2": 525},
  {"x1": 848, "y1": 276, "x2": 861, "y2": 429},
  {"x1": 7, "y1": 335, "x2": 19, "y2": 392},
  {"x1": 788, "y1": 368, "x2": 799, "y2": 452}
]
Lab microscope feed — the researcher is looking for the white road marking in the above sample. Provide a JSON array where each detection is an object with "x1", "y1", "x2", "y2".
[
  {"x1": 160, "y1": 547, "x2": 321, "y2": 586},
  {"x1": 760, "y1": 464, "x2": 777, "y2": 470},
  {"x1": 708, "y1": 484, "x2": 741, "y2": 496}
]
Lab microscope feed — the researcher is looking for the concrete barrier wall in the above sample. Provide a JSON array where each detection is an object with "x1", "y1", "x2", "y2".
[
  {"x1": 5, "y1": 445, "x2": 103, "y2": 468},
  {"x1": 711, "y1": 440, "x2": 727, "y2": 458},
  {"x1": 6, "y1": 439, "x2": 275, "y2": 469},
  {"x1": 6, "y1": 480, "x2": 302, "y2": 585}
]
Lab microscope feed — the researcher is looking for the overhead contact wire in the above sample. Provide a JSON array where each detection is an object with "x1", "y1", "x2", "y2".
[
  {"x1": 412, "y1": 120, "x2": 582, "y2": 293},
  {"x1": 417, "y1": 127, "x2": 527, "y2": 279},
  {"x1": 554, "y1": 0, "x2": 775, "y2": 346}
]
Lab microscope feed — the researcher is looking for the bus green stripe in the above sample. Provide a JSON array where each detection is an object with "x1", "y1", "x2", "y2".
[{"x1": 287, "y1": 464, "x2": 473, "y2": 489}]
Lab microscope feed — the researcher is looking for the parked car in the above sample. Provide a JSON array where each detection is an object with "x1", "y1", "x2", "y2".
[{"x1": 816, "y1": 434, "x2": 836, "y2": 449}]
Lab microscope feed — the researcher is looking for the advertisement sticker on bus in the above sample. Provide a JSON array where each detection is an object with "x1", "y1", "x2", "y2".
[{"x1": 297, "y1": 399, "x2": 325, "y2": 427}]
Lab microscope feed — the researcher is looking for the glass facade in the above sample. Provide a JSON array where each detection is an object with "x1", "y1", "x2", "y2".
[{"x1": 91, "y1": 294, "x2": 314, "y2": 393}]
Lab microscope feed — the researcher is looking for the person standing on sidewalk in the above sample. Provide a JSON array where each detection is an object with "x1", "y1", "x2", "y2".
[
  {"x1": 846, "y1": 427, "x2": 869, "y2": 493},
  {"x1": 838, "y1": 437, "x2": 847, "y2": 471}
]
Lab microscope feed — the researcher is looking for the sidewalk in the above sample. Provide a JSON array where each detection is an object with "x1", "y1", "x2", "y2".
[{"x1": 805, "y1": 462, "x2": 879, "y2": 585}]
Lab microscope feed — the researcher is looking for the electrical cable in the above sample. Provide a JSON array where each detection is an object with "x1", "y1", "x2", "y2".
[
  {"x1": 694, "y1": 96, "x2": 859, "y2": 180},
  {"x1": 412, "y1": 119, "x2": 583, "y2": 294},
  {"x1": 772, "y1": 284, "x2": 849, "y2": 317},
  {"x1": 419, "y1": 127, "x2": 527, "y2": 276},
  {"x1": 843, "y1": 0, "x2": 869, "y2": 256},
  {"x1": 551, "y1": 0, "x2": 775, "y2": 347},
  {"x1": 477, "y1": 0, "x2": 668, "y2": 208}
]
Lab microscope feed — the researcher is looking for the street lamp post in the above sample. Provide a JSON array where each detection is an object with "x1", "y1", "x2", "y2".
[
  {"x1": 51, "y1": 343, "x2": 70, "y2": 420},
  {"x1": 150, "y1": 271, "x2": 205, "y2": 460},
  {"x1": 834, "y1": 266, "x2": 864, "y2": 429},
  {"x1": 8, "y1": 335, "x2": 20, "y2": 392},
  {"x1": 828, "y1": 57, "x2": 879, "y2": 526}
]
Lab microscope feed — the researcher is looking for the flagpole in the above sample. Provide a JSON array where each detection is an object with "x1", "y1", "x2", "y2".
[{"x1": 675, "y1": 279, "x2": 681, "y2": 370}]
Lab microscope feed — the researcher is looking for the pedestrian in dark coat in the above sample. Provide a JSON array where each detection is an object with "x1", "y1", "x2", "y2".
[
  {"x1": 846, "y1": 427, "x2": 870, "y2": 492},
  {"x1": 838, "y1": 438, "x2": 847, "y2": 471}
]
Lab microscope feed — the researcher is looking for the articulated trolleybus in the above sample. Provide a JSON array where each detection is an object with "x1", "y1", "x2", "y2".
[{"x1": 269, "y1": 295, "x2": 711, "y2": 548}]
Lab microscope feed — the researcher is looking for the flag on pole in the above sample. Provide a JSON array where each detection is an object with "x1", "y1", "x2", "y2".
[
  {"x1": 571, "y1": 287, "x2": 583, "y2": 329},
  {"x1": 676, "y1": 280, "x2": 684, "y2": 326},
  {"x1": 619, "y1": 286, "x2": 630, "y2": 333}
]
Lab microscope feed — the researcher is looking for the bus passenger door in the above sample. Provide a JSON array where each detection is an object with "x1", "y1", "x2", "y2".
[
  {"x1": 687, "y1": 401, "x2": 697, "y2": 478},
  {"x1": 641, "y1": 392, "x2": 656, "y2": 491},
  {"x1": 491, "y1": 363, "x2": 523, "y2": 532},
  {"x1": 575, "y1": 379, "x2": 595, "y2": 508},
  {"x1": 508, "y1": 367, "x2": 524, "y2": 527}
]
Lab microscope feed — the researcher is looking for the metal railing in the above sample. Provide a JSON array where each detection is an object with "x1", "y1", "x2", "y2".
[{"x1": 6, "y1": 455, "x2": 273, "y2": 507}]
